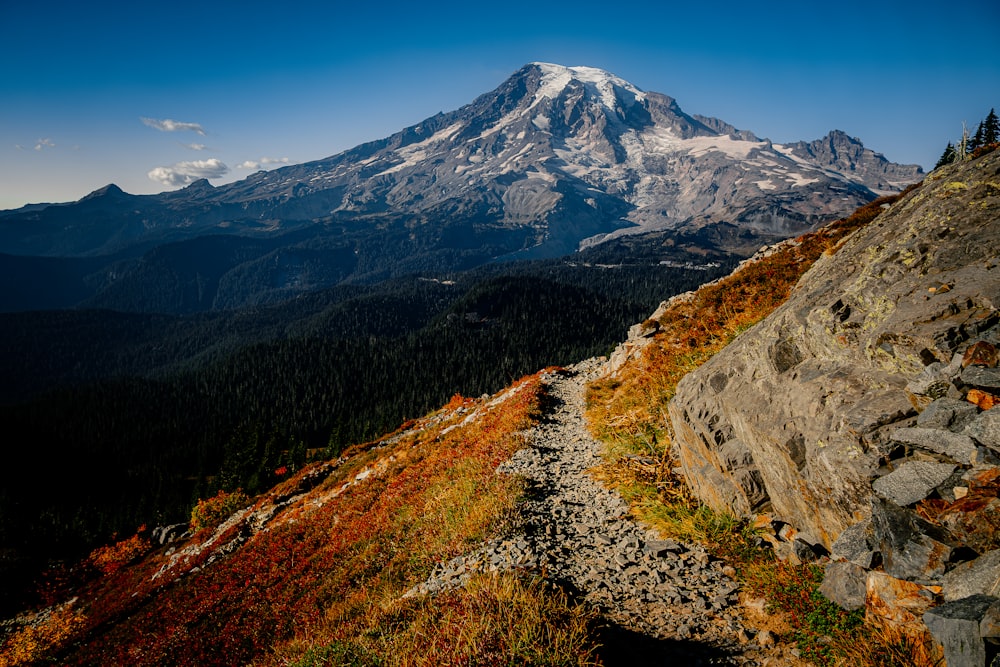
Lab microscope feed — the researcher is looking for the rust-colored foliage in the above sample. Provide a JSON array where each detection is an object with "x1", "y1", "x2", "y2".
[
  {"x1": 189, "y1": 488, "x2": 250, "y2": 533},
  {"x1": 87, "y1": 527, "x2": 152, "y2": 576},
  {"x1": 35, "y1": 373, "x2": 563, "y2": 666},
  {"x1": 0, "y1": 603, "x2": 86, "y2": 667}
]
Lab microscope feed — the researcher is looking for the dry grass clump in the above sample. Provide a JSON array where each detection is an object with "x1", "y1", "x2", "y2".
[{"x1": 282, "y1": 573, "x2": 601, "y2": 667}]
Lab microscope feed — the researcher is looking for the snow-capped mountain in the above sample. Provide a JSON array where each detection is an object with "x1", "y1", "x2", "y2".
[
  {"x1": 0, "y1": 63, "x2": 923, "y2": 310},
  {"x1": 210, "y1": 62, "x2": 920, "y2": 256}
]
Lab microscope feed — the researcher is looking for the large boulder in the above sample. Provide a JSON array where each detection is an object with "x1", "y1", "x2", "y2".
[{"x1": 668, "y1": 150, "x2": 1000, "y2": 548}]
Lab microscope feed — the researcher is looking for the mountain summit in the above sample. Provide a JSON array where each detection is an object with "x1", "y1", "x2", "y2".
[
  {"x1": 225, "y1": 62, "x2": 920, "y2": 255},
  {"x1": 0, "y1": 63, "x2": 923, "y2": 308}
]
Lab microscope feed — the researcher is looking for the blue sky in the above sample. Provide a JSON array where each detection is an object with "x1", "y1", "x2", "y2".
[{"x1": 2, "y1": 0, "x2": 998, "y2": 210}]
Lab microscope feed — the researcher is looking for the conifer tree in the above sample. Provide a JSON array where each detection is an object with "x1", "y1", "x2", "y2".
[
  {"x1": 935, "y1": 142, "x2": 957, "y2": 169},
  {"x1": 969, "y1": 121, "x2": 985, "y2": 153},
  {"x1": 984, "y1": 108, "x2": 999, "y2": 145}
]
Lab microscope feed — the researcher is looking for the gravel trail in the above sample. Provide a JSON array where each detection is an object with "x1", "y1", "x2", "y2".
[{"x1": 408, "y1": 359, "x2": 787, "y2": 665}]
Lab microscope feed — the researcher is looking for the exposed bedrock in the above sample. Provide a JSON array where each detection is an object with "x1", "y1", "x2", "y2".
[{"x1": 668, "y1": 150, "x2": 1000, "y2": 549}]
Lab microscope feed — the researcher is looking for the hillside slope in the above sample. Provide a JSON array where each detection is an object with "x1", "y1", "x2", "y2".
[{"x1": 1, "y1": 367, "x2": 791, "y2": 666}]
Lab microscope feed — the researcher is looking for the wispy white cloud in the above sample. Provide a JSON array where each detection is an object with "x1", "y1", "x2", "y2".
[
  {"x1": 141, "y1": 117, "x2": 206, "y2": 135},
  {"x1": 181, "y1": 142, "x2": 208, "y2": 151},
  {"x1": 147, "y1": 158, "x2": 229, "y2": 186},
  {"x1": 236, "y1": 156, "x2": 291, "y2": 170},
  {"x1": 34, "y1": 138, "x2": 55, "y2": 151}
]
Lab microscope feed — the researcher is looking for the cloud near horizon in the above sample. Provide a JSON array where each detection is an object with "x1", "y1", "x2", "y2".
[
  {"x1": 141, "y1": 117, "x2": 206, "y2": 135},
  {"x1": 147, "y1": 158, "x2": 229, "y2": 186},
  {"x1": 236, "y1": 156, "x2": 291, "y2": 170},
  {"x1": 34, "y1": 138, "x2": 55, "y2": 151}
]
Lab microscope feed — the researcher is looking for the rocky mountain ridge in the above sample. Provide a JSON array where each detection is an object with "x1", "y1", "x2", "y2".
[{"x1": 0, "y1": 64, "x2": 922, "y2": 313}]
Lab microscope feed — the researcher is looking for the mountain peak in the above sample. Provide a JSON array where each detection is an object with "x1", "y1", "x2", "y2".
[
  {"x1": 528, "y1": 62, "x2": 646, "y2": 109},
  {"x1": 80, "y1": 183, "x2": 128, "y2": 201}
]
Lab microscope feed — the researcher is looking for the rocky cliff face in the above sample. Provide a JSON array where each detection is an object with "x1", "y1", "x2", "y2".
[{"x1": 669, "y1": 149, "x2": 1000, "y2": 549}]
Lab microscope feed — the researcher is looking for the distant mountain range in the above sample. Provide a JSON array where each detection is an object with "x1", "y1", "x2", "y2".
[{"x1": 0, "y1": 63, "x2": 923, "y2": 313}]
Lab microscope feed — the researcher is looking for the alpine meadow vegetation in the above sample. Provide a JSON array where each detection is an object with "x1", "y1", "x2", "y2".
[{"x1": 1, "y1": 371, "x2": 602, "y2": 666}]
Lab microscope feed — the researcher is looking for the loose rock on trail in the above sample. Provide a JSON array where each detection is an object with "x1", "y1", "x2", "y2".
[{"x1": 407, "y1": 360, "x2": 796, "y2": 665}]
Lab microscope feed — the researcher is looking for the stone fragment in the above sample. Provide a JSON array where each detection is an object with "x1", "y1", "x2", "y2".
[
  {"x1": 830, "y1": 518, "x2": 878, "y2": 569},
  {"x1": 918, "y1": 397, "x2": 981, "y2": 432},
  {"x1": 966, "y1": 409, "x2": 1000, "y2": 451},
  {"x1": 938, "y1": 496, "x2": 1000, "y2": 555},
  {"x1": 923, "y1": 595, "x2": 1000, "y2": 667},
  {"x1": 909, "y1": 356, "x2": 965, "y2": 397},
  {"x1": 936, "y1": 468, "x2": 973, "y2": 502},
  {"x1": 890, "y1": 427, "x2": 978, "y2": 464},
  {"x1": 942, "y1": 550, "x2": 1000, "y2": 601},
  {"x1": 968, "y1": 389, "x2": 1000, "y2": 410},
  {"x1": 872, "y1": 461, "x2": 957, "y2": 506},
  {"x1": 789, "y1": 538, "x2": 823, "y2": 564},
  {"x1": 866, "y1": 571, "x2": 940, "y2": 658},
  {"x1": 642, "y1": 540, "x2": 680, "y2": 558},
  {"x1": 755, "y1": 629, "x2": 775, "y2": 647},
  {"x1": 964, "y1": 341, "x2": 1000, "y2": 368},
  {"x1": 871, "y1": 499, "x2": 955, "y2": 580},
  {"x1": 964, "y1": 366, "x2": 1000, "y2": 392},
  {"x1": 819, "y1": 561, "x2": 867, "y2": 610}
]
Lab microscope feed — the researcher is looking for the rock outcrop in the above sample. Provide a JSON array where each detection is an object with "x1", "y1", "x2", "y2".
[
  {"x1": 668, "y1": 148, "x2": 1000, "y2": 661},
  {"x1": 669, "y1": 149, "x2": 1000, "y2": 546}
]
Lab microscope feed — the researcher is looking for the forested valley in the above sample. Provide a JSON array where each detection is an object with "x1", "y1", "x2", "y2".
[{"x1": 0, "y1": 237, "x2": 739, "y2": 613}]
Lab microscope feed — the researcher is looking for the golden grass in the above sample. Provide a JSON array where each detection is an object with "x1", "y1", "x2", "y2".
[{"x1": 280, "y1": 573, "x2": 601, "y2": 667}]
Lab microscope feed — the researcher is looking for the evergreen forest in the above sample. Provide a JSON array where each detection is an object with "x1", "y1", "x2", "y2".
[{"x1": 0, "y1": 239, "x2": 737, "y2": 612}]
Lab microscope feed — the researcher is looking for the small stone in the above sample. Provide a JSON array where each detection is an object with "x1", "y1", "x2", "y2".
[
  {"x1": 820, "y1": 561, "x2": 867, "y2": 611},
  {"x1": 756, "y1": 629, "x2": 776, "y2": 647},
  {"x1": 871, "y1": 499, "x2": 955, "y2": 580},
  {"x1": 890, "y1": 427, "x2": 978, "y2": 464},
  {"x1": 923, "y1": 595, "x2": 1000, "y2": 667},
  {"x1": 942, "y1": 550, "x2": 1000, "y2": 601},
  {"x1": 790, "y1": 538, "x2": 822, "y2": 564},
  {"x1": 963, "y1": 366, "x2": 1000, "y2": 392},
  {"x1": 966, "y1": 409, "x2": 1000, "y2": 450},
  {"x1": 964, "y1": 341, "x2": 1000, "y2": 368},
  {"x1": 918, "y1": 398, "x2": 981, "y2": 433},
  {"x1": 831, "y1": 518, "x2": 878, "y2": 568},
  {"x1": 872, "y1": 461, "x2": 958, "y2": 506},
  {"x1": 642, "y1": 540, "x2": 675, "y2": 558}
]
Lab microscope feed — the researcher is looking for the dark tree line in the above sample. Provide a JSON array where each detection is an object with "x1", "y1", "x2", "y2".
[{"x1": 0, "y1": 258, "x2": 733, "y2": 600}]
